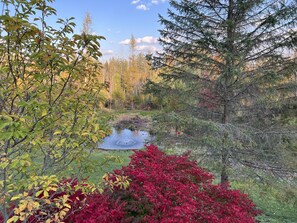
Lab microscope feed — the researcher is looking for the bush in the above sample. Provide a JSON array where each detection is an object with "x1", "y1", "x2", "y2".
[
  {"x1": 66, "y1": 193, "x2": 125, "y2": 223},
  {"x1": 1, "y1": 177, "x2": 93, "y2": 223},
  {"x1": 70, "y1": 144, "x2": 261, "y2": 223},
  {"x1": 2, "y1": 145, "x2": 261, "y2": 222}
]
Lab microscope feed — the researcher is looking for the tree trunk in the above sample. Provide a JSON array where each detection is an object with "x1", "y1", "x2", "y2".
[
  {"x1": 1, "y1": 140, "x2": 10, "y2": 222},
  {"x1": 221, "y1": 103, "x2": 230, "y2": 187},
  {"x1": 219, "y1": 0, "x2": 235, "y2": 188}
]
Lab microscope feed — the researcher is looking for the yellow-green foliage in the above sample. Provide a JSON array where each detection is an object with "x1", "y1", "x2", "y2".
[{"x1": 0, "y1": 0, "x2": 109, "y2": 221}]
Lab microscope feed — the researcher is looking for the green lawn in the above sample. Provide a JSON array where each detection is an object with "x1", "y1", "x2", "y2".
[
  {"x1": 232, "y1": 180, "x2": 297, "y2": 223},
  {"x1": 62, "y1": 149, "x2": 133, "y2": 184}
]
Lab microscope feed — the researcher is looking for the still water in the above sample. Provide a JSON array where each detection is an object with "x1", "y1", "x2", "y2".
[{"x1": 98, "y1": 128, "x2": 153, "y2": 150}]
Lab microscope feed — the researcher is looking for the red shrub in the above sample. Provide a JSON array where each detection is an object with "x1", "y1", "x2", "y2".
[
  {"x1": 1, "y1": 145, "x2": 261, "y2": 223},
  {"x1": 107, "y1": 144, "x2": 261, "y2": 223},
  {"x1": 65, "y1": 193, "x2": 125, "y2": 223}
]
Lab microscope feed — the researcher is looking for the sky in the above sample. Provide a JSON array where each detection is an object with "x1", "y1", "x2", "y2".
[{"x1": 50, "y1": 0, "x2": 170, "y2": 61}]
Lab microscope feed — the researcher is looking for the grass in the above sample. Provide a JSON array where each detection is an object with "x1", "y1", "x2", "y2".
[
  {"x1": 105, "y1": 109, "x2": 160, "y2": 117},
  {"x1": 62, "y1": 149, "x2": 133, "y2": 184},
  {"x1": 232, "y1": 180, "x2": 297, "y2": 223}
]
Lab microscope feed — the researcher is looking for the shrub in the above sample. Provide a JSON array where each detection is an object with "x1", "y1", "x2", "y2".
[
  {"x1": 1, "y1": 177, "x2": 93, "y2": 223},
  {"x1": 66, "y1": 193, "x2": 125, "y2": 223},
  {"x1": 71, "y1": 144, "x2": 261, "y2": 223},
  {"x1": 2, "y1": 145, "x2": 261, "y2": 222}
]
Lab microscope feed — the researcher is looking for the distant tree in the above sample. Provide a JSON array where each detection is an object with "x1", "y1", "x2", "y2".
[
  {"x1": 82, "y1": 11, "x2": 92, "y2": 34},
  {"x1": 102, "y1": 34, "x2": 158, "y2": 109},
  {"x1": 129, "y1": 34, "x2": 137, "y2": 57},
  {"x1": 148, "y1": 0, "x2": 297, "y2": 185}
]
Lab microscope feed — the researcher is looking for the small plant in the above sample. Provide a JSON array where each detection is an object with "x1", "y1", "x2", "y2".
[{"x1": 1, "y1": 177, "x2": 94, "y2": 223}]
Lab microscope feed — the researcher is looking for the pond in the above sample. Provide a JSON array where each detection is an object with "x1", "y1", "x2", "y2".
[{"x1": 98, "y1": 128, "x2": 153, "y2": 150}]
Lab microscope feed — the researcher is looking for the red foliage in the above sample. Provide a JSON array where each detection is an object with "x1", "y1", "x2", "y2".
[
  {"x1": 198, "y1": 88, "x2": 220, "y2": 110},
  {"x1": 106, "y1": 144, "x2": 261, "y2": 223},
  {"x1": 1, "y1": 145, "x2": 261, "y2": 223},
  {"x1": 65, "y1": 193, "x2": 125, "y2": 223}
]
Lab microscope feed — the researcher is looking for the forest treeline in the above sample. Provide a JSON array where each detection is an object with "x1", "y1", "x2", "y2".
[{"x1": 101, "y1": 45, "x2": 159, "y2": 110}]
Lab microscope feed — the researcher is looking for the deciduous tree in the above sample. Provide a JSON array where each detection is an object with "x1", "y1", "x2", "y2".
[{"x1": 0, "y1": 0, "x2": 108, "y2": 221}]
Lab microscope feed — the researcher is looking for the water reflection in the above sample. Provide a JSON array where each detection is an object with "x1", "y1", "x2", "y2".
[{"x1": 98, "y1": 128, "x2": 153, "y2": 150}]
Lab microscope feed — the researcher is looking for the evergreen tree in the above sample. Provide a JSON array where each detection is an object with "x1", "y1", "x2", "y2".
[{"x1": 148, "y1": 0, "x2": 297, "y2": 184}]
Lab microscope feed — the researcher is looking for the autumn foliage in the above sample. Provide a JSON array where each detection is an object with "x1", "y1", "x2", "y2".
[
  {"x1": 1, "y1": 145, "x2": 261, "y2": 222},
  {"x1": 68, "y1": 144, "x2": 260, "y2": 223}
]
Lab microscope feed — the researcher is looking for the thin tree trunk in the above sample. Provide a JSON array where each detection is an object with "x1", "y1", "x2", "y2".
[
  {"x1": 221, "y1": 103, "x2": 230, "y2": 187},
  {"x1": 1, "y1": 140, "x2": 10, "y2": 222}
]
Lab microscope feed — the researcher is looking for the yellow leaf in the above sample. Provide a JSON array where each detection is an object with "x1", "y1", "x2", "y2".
[
  {"x1": 54, "y1": 213, "x2": 59, "y2": 221},
  {"x1": 41, "y1": 109, "x2": 47, "y2": 116},
  {"x1": 19, "y1": 215, "x2": 25, "y2": 221},
  {"x1": 35, "y1": 190, "x2": 43, "y2": 197},
  {"x1": 102, "y1": 173, "x2": 108, "y2": 181},
  {"x1": 91, "y1": 135, "x2": 98, "y2": 142},
  {"x1": 62, "y1": 195, "x2": 69, "y2": 204},
  {"x1": 11, "y1": 195, "x2": 21, "y2": 201},
  {"x1": 27, "y1": 202, "x2": 33, "y2": 212},
  {"x1": 7, "y1": 216, "x2": 19, "y2": 223},
  {"x1": 64, "y1": 203, "x2": 71, "y2": 208},
  {"x1": 19, "y1": 202, "x2": 27, "y2": 212},
  {"x1": 43, "y1": 190, "x2": 49, "y2": 198},
  {"x1": 54, "y1": 130, "x2": 62, "y2": 135},
  {"x1": 59, "y1": 210, "x2": 67, "y2": 219}
]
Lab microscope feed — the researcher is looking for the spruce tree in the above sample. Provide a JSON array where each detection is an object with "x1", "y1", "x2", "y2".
[{"x1": 148, "y1": 0, "x2": 297, "y2": 184}]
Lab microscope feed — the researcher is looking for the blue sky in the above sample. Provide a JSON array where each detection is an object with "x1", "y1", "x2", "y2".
[{"x1": 50, "y1": 0, "x2": 170, "y2": 61}]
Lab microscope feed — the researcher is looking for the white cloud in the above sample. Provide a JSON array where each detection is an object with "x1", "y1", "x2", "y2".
[
  {"x1": 152, "y1": 0, "x2": 167, "y2": 3},
  {"x1": 131, "y1": 0, "x2": 140, "y2": 4},
  {"x1": 120, "y1": 36, "x2": 158, "y2": 45},
  {"x1": 120, "y1": 39, "x2": 131, "y2": 45},
  {"x1": 132, "y1": 0, "x2": 167, "y2": 10},
  {"x1": 139, "y1": 36, "x2": 158, "y2": 44},
  {"x1": 136, "y1": 4, "x2": 149, "y2": 10},
  {"x1": 119, "y1": 36, "x2": 160, "y2": 53},
  {"x1": 103, "y1": 50, "x2": 113, "y2": 55},
  {"x1": 135, "y1": 45, "x2": 159, "y2": 53}
]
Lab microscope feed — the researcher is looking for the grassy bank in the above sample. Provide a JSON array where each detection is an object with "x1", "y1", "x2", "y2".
[{"x1": 62, "y1": 149, "x2": 133, "y2": 184}]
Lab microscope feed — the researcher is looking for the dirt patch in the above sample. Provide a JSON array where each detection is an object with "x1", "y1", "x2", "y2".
[{"x1": 113, "y1": 115, "x2": 151, "y2": 131}]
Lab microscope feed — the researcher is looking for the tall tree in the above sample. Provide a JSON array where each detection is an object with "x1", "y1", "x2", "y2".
[
  {"x1": 148, "y1": 0, "x2": 297, "y2": 185},
  {"x1": 0, "y1": 0, "x2": 108, "y2": 220}
]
